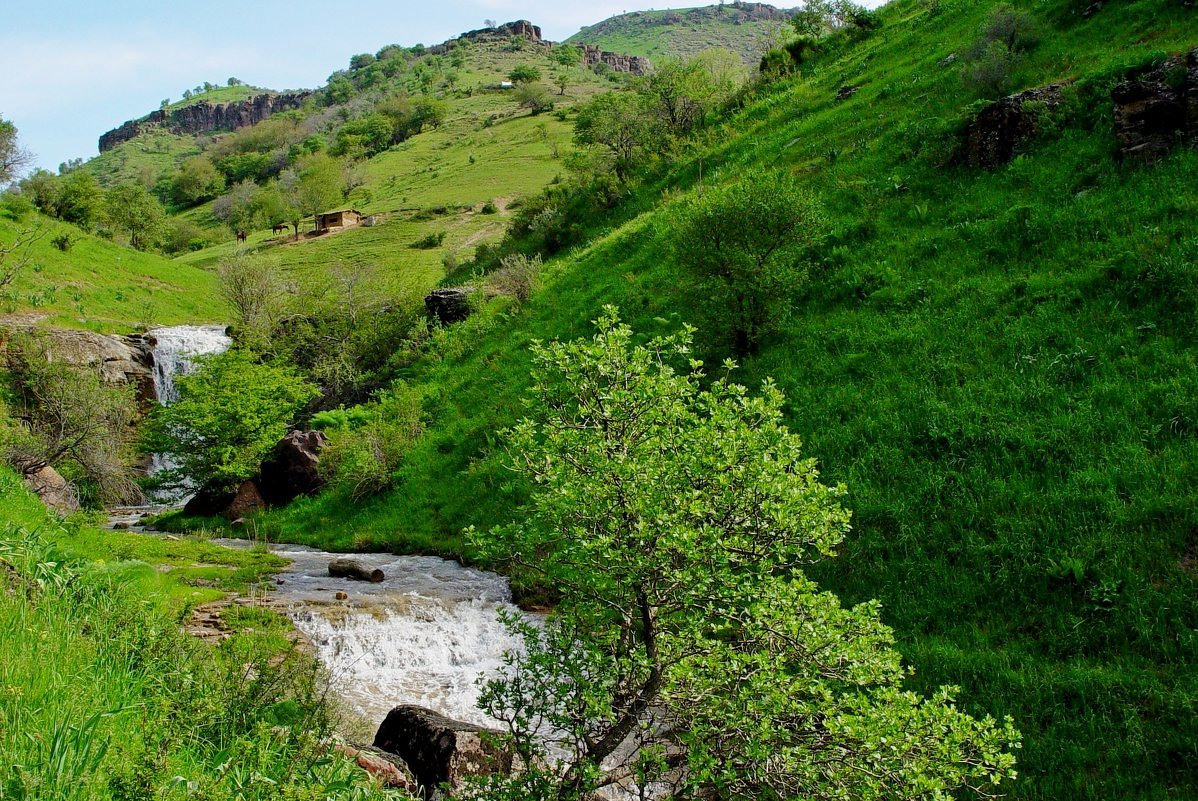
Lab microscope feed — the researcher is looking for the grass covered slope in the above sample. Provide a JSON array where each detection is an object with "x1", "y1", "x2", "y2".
[
  {"x1": 0, "y1": 213, "x2": 226, "y2": 332},
  {"x1": 567, "y1": 3, "x2": 793, "y2": 65},
  {"x1": 268, "y1": 0, "x2": 1198, "y2": 797}
]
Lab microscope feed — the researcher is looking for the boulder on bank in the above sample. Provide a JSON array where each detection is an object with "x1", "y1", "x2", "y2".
[
  {"x1": 24, "y1": 466, "x2": 80, "y2": 516},
  {"x1": 1112, "y1": 48, "x2": 1198, "y2": 163},
  {"x1": 957, "y1": 83, "x2": 1066, "y2": 168},
  {"x1": 373, "y1": 705, "x2": 511, "y2": 796},
  {"x1": 257, "y1": 430, "x2": 329, "y2": 506},
  {"x1": 329, "y1": 558, "x2": 385, "y2": 583},
  {"x1": 335, "y1": 743, "x2": 418, "y2": 793},
  {"x1": 226, "y1": 480, "x2": 266, "y2": 519}
]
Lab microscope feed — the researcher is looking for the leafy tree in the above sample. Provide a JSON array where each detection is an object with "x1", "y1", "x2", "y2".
[
  {"x1": 218, "y1": 251, "x2": 283, "y2": 351},
  {"x1": 290, "y1": 153, "x2": 346, "y2": 232},
  {"x1": 55, "y1": 170, "x2": 104, "y2": 230},
  {"x1": 331, "y1": 113, "x2": 393, "y2": 159},
  {"x1": 0, "y1": 116, "x2": 33, "y2": 185},
  {"x1": 144, "y1": 350, "x2": 317, "y2": 495},
  {"x1": 516, "y1": 83, "x2": 554, "y2": 114},
  {"x1": 553, "y1": 44, "x2": 582, "y2": 68},
  {"x1": 574, "y1": 91, "x2": 657, "y2": 179},
  {"x1": 19, "y1": 170, "x2": 61, "y2": 216},
  {"x1": 467, "y1": 310, "x2": 1019, "y2": 801},
  {"x1": 673, "y1": 170, "x2": 825, "y2": 356},
  {"x1": 508, "y1": 65, "x2": 542, "y2": 85},
  {"x1": 104, "y1": 183, "x2": 166, "y2": 250},
  {"x1": 172, "y1": 155, "x2": 225, "y2": 206},
  {"x1": 211, "y1": 179, "x2": 261, "y2": 232}
]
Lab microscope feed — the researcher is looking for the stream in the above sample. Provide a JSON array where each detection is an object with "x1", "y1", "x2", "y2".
[{"x1": 126, "y1": 325, "x2": 526, "y2": 730}]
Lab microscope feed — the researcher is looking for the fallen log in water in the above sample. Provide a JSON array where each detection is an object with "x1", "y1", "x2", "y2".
[{"x1": 329, "y1": 558, "x2": 384, "y2": 583}]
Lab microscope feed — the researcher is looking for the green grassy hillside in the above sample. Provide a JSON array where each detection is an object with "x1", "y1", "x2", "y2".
[
  {"x1": 0, "y1": 214, "x2": 226, "y2": 331},
  {"x1": 262, "y1": 1, "x2": 1198, "y2": 798},
  {"x1": 566, "y1": 3, "x2": 793, "y2": 64}
]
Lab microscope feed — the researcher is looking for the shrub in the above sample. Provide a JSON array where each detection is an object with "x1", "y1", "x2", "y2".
[
  {"x1": 410, "y1": 231, "x2": 446, "y2": 249},
  {"x1": 486, "y1": 253, "x2": 542, "y2": 304},
  {"x1": 320, "y1": 386, "x2": 424, "y2": 499}
]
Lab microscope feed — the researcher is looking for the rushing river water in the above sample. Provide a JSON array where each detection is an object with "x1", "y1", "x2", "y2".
[{"x1": 215, "y1": 540, "x2": 529, "y2": 727}]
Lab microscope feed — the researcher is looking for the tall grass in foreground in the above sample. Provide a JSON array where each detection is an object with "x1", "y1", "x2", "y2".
[{"x1": 0, "y1": 471, "x2": 404, "y2": 800}]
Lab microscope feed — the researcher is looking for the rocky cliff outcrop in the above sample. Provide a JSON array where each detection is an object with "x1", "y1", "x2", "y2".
[
  {"x1": 99, "y1": 91, "x2": 312, "y2": 153},
  {"x1": 1112, "y1": 48, "x2": 1198, "y2": 163},
  {"x1": 425, "y1": 288, "x2": 477, "y2": 326},
  {"x1": 579, "y1": 44, "x2": 653, "y2": 76},
  {"x1": 957, "y1": 84, "x2": 1066, "y2": 169},
  {"x1": 0, "y1": 325, "x2": 155, "y2": 406}
]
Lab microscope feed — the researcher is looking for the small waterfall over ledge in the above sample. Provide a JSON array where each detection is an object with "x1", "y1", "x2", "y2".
[
  {"x1": 148, "y1": 325, "x2": 233, "y2": 404},
  {"x1": 145, "y1": 325, "x2": 233, "y2": 498}
]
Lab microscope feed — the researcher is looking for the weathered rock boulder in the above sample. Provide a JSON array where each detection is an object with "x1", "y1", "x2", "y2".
[
  {"x1": 579, "y1": 44, "x2": 653, "y2": 76},
  {"x1": 329, "y1": 559, "x2": 385, "y2": 583},
  {"x1": 24, "y1": 466, "x2": 80, "y2": 516},
  {"x1": 957, "y1": 84, "x2": 1066, "y2": 169},
  {"x1": 1112, "y1": 48, "x2": 1198, "y2": 163},
  {"x1": 425, "y1": 288, "x2": 476, "y2": 326},
  {"x1": 373, "y1": 706, "x2": 511, "y2": 797},
  {"x1": 335, "y1": 743, "x2": 418, "y2": 792},
  {"x1": 226, "y1": 480, "x2": 266, "y2": 519},
  {"x1": 1, "y1": 326, "x2": 155, "y2": 406},
  {"x1": 182, "y1": 485, "x2": 236, "y2": 518},
  {"x1": 257, "y1": 430, "x2": 329, "y2": 506}
]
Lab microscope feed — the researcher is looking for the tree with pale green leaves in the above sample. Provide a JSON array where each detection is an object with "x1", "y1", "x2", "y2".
[
  {"x1": 103, "y1": 183, "x2": 166, "y2": 250},
  {"x1": 465, "y1": 309, "x2": 1019, "y2": 801}
]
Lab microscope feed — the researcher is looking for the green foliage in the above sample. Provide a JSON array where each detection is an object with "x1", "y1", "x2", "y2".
[
  {"x1": 672, "y1": 169, "x2": 825, "y2": 355},
  {"x1": 410, "y1": 231, "x2": 446, "y2": 249},
  {"x1": 0, "y1": 116, "x2": 32, "y2": 185},
  {"x1": 508, "y1": 65, "x2": 542, "y2": 85},
  {"x1": 320, "y1": 385, "x2": 424, "y2": 499},
  {"x1": 144, "y1": 350, "x2": 317, "y2": 494},
  {"x1": 468, "y1": 310, "x2": 1019, "y2": 800},
  {"x1": 103, "y1": 183, "x2": 166, "y2": 250},
  {"x1": 172, "y1": 155, "x2": 225, "y2": 206}
]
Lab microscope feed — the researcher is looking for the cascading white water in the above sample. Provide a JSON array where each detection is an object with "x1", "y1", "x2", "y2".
[
  {"x1": 215, "y1": 540, "x2": 530, "y2": 727},
  {"x1": 145, "y1": 325, "x2": 233, "y2": 489},
  {"x1": 148, "y1": 325, "x2": 233, "y2": 404}
]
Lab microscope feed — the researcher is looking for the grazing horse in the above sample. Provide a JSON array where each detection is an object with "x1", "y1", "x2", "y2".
[
  {"x1": 272, "y1": 224, "x2": 289, "y2": 235},
  {"x1": 236, "y1": 230, "x2": 247, "y2": 243}
]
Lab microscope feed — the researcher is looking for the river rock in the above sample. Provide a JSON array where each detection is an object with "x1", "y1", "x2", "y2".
[
  {"x1": 373, "y1": 705, "x2": 512, "y2": 796},
  {"x1": 226, "y1": 480, "x2": 266, "y2": 519},
  {"x1": 24, "y1": 466, "x2": 80, "y2": 516},
  {"x1": 257, "y1": 430, "x2": 329, "y2": 506},
  {"x1": 957, "y1": 83, "x2": 1066, "y2": 168},
  {"x1": 1112, "y1": 48, "x2": 1198, "y2": 163},
  {"x1": 329, "y1": 559, "x2": 385, "y2": 583},
  {"x1": 335, "y1": 743, "x2": 419, "y2": 792}
]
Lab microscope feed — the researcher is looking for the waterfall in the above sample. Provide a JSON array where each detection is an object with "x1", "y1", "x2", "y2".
[
  {"x1": 148, "y1": 325, "x2": 233, "y2": 404},
  {"x1": 146, "y1": 325, "x2": 233, "y2": 496}
]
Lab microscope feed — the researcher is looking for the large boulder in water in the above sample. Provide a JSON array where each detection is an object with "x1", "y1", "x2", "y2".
[
  {"x1": 257, "y1": 430, "x2": 329, "y2": 506},
  {"x1": 373, "y1": 705, "x2": 511, "y2": 797}
]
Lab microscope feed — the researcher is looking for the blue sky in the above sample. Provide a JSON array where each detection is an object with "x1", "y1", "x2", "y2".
[{"x1": 2, "y1": 1, "x2": 883, "y2": 173}]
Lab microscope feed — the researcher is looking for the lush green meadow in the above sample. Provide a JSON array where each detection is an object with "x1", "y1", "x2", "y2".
[
  {"x1": 0, "y1": 214, "x2": 226, "y2": 331},
  {"x1": 260, "y1": 0, "x2": 1198, "y2": 797}
]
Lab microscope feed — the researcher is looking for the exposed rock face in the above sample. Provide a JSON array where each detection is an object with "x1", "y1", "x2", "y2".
[
  {"x1": 1112, "y1": 48, "x2": 1198, "y2": 163},
  {"x1": 24, "y1": 466, "x2": 79, "y2": 516},
  {"x1": 329, "y1": 558, "x2": 385, "y2": 583},
  {"x1": 1, "y1": 326, "x2": 155, "y2": 407},
  {"x1": 425, "y1": 288, "x2": 476, "y2": 326},
  {"x1": 579, "y1": 44, "x2": 653, "y2": 76},
  {"x1": 447, "y1": 20, "x2": 544, "y2": 48},
  {"x1": 957, "y1": 84, "x2": 1066, "y2": 169},
  {"x1": 257, "y1": 430, "x2": 328, "y2": 506},
  {"x1": 182, "y1": 485, "x2": 236, "y2": 518},
  {"x1": 373, "y1": 706, "x2": 511, "y2": 797},
  {"x1": 226, "y1": 480, "x2": 266, "y2": 520},
  {"x1": 99, "y1": 92, "x2": 312, "y2": 153}
]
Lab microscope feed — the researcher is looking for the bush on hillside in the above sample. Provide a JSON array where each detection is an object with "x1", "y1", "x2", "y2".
[{"x1": 319, "y1": 385, "x2": 424, "y2": 499}]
